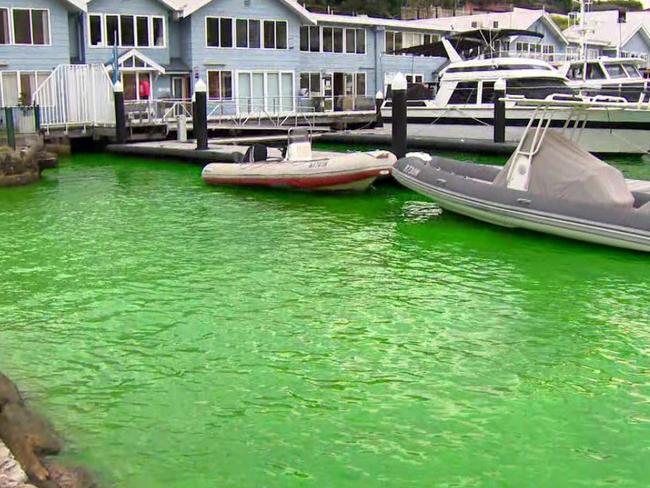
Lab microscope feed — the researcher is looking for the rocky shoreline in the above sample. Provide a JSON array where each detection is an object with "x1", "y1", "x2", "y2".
[
  {"x1": 0, "y1": 373, "x2": 96, "y2": 488},
  {"x1": 0, "y1": 143, "x2": 58, "y2": 188}
]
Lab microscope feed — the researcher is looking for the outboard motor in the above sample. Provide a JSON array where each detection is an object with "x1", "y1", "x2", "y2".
[{"x1": 242, "y1": 143, "x2": 268, "y2": 163}]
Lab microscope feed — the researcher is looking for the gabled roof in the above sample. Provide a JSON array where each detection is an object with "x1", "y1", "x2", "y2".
[
  {"x1": 311, "y1": 12, "x2": 446, "y2": 32},
  {"x1": 87, "y1": 0, "x2": 182, "y2": 12},
  {"x1": 408, "y1": 8, "x2": 568, "y2": 44},
  {"x1": 106, "y1": 49, "x2": 167, "y2": 74},
  {"x1": 563, "y1": 10, "x2": 650, "y2": 49},
  {"x1": 181, "y1": 0, "x2": 315, "y2": 24},
  {"x1": 63, "y1": 0, "x2": 86, "y2": 11}
]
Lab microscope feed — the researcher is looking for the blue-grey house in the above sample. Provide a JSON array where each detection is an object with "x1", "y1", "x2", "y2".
[
  {"x1": 0, "y1": 0, "x2": 85, "y2": 105},
  {"x1": 0, "y1": 0, "x2": 487, "y2": 114}
]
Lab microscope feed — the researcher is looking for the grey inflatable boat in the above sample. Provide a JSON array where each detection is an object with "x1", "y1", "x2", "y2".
[{"x1": 393, "y1": 129, "x2": 650, "y2": 252}]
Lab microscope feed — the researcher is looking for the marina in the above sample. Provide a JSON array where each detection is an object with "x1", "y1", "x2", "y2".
[{"x1": 2, "y1": 0, "x2": 650, "y2": 487}]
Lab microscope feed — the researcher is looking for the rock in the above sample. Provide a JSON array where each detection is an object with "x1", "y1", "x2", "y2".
[
  {"x1": 0, "y1": 438, "x2": 29, "y2": 488},
  {"x1": 43, "y1": 461, "x2": 97, "y2": 488},
  {"x1": 0, "y1": 373, "x2": 23, "y2": 407},
  {"x1": 0, "y1": 403, "x2": 62, "y2": 482}
]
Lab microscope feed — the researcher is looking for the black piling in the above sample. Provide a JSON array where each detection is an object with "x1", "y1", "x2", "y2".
[
  {"x1": 493, "y1": 78, "x2": 506, "y2": 144},
  {"x1": 113, "y1": 81, "x2": 127, "y2": 145},
  {"x1": 375, "y1": 91, "x2": 384, "y2": 128},
  {"x1": 194, "y1": 80, "x2": 208, "y2": 151},
  {"x1": 391, "y1": 74, "x2": 408, "y2": 159}
]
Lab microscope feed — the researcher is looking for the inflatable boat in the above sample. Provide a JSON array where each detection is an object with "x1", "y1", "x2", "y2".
[
  {"x1": 393, "y1": 110, "x2": 650, "y2": 252},
  {"x1": 202, "y1": 129, "x2": 395, "y2": 192}
]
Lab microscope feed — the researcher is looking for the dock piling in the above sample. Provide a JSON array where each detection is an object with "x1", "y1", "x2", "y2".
[
  {"x1": 391, "y1": 73, "x2": 408, "y2": 159},
  {"x1": 375, "y1": 91, "x2": 384, "y2": 129},
  {"x1": 493, "y1": 78, "x2": 506, "y2": 144},
  {"x1": 194, "y1": 79, "x2": 208, "y2": 151},
  {"x1": 113, "y1": 81, "x2": 127, "y2": 145}
]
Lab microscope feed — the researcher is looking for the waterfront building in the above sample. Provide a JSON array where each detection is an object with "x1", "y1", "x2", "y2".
[
  {"x1": 407, "y1": 8, "x2": 570, "y2": 63},
  {"x1": 563, "y1": 10, "x2": 650, "y2": 64},
  {"x1": 0, "y1": 0, "x2": 450, "y2": 111}
]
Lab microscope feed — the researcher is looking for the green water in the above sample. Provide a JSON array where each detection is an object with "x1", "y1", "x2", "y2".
[{"x1": 1, "y1": 153, "x2": 650, "y2": 487}]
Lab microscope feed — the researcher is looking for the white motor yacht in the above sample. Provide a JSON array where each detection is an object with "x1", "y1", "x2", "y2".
[{"x1": 384, "y1": 30, "x2": 650, "y2": 154}]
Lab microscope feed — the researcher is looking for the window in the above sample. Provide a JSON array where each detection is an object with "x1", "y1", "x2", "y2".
[
  {"x1": 300, "y1": 26, "x2": 321, "y2": 52},
  {"x1": 106, "y1": 15, "x2": 118, "y2": 46},
  {"x1": 262, "y1": 20, "x2": 287, "y2": 49},
  {"x1": 423, "y1": 34, "x2": 437, "y2": 44},
  {"x1": 605, "y1": 63, "x2": 628, "y2": 79},
  {"x1": 567, "y1": 63, "x2": 584, "y2": 80},
  {"x1": 89, "y1": 14, "x2": 102, "y2": 46},
  {"x1": 586, "y1": 62, "x2": 605, "y2": 80},
  {"x1": 263, "y1": 20, "x2": 274, "y2": 48},
  {"x1": 205, "y1": 17, "x2": 233, "y2": 47},
  {"x1": 471, "y1": 21, "x2": 478, "y2": 28},
  {"x1": 481, "y1": 81, "x2": 494, "y2": 103},
  {"x1": 120, "y1": 15, "x2": 134, "y2": 46},
  {"x1": 493, "y1": 21, "x2": 499, "y2": 28},
  {"x1": 323, "y1": 27, "x2": 332, "y2": 52},
  {"x1": 345, "y1": 28, "x2": 365, "y2": 54},
  {"x1": 300, "y1": 72, "x2": 321, "y2": 95},
  {"x1": 206, "y1": 17, "x2": 219, "y2": 46},
  {"x1": 220, "y1": 18, "x2": 232, "y2": 47},
  {"x1": 12, "y1": 9, "x2": 49, "y2": 45},
  {"x1": 622, "y1": 63, "x2": 641, "y2": 78},
  {"x1": 507, "y1": 78, "x2": 574, "y2": 99},
  {"x1": 207, "y1": 70, "x2": 233, "y2": 100},
  {"x1": 448, "y1": 82, "x2": 478, "y2": 105},
  {"x1": 0, "y1": 8, "x2": 8, "y2": 44},
  {"x1": 249, "y1": 20, "x2": 260, "y2": 48},
  {"x1": 406, "y1": 74, "x2": 424, "y2": 83},
  {"x1": 356, "y1": 72, "x2": 366, "y2": 96},
  {"x1": 137, "y1": 16, "x2": 149, "y2": 47},
  {"x1": 236, "y1": 19, "x2": 248, "y2": 47},
  {"x1": 385, "y1": 31, "x2": 403, "y2": 53},
  {"x1": 322, "y1": 27, "x2": 343, "y2": 53},
  {"x1": 333, "y1": 28, "x2": 343, "y2": 53},
  {"x1": 152, "y1": 17, "x2": 164, "y2": 46}
]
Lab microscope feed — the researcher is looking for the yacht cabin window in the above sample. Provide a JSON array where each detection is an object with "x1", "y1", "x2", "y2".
[
  {"x1": 622, "y1": 63, "x2": 641, "y2": 78},
  {"x1": 585, "y1": 62, "x2": 605, "y2": 80},
  {"x1": 605, "y1": 63, "x2": 628, "y2": 79},
  {"x1": 448, "y1": 82, "x2": 478, "y2": 105}
]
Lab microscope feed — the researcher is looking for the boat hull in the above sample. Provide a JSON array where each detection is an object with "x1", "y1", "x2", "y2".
[
  {"x1": 202, "y1": 150, "x2": 396, "y2": 192},
  {"x1": 393, "y1": 158, "x2": 650, "y2": 252},
  {"x1": 383, "y1": 105, "x2": 650, "y2": 154}
]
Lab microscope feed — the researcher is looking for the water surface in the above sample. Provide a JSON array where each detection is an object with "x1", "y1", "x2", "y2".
[{"x1": 1, "y1": 153, "x2": 649, "y2": 487}]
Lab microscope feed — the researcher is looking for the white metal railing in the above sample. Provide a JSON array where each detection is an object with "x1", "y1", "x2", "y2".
[
  {"x1": 32, "y1": 64, "x2": 115, "y2": 130},
  {"x1": 488, "y1": 50, "x2": 649, "y2": 64}
]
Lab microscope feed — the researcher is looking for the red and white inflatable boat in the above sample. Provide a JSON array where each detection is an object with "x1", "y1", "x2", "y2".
[{"x1": 201, "y1": 129, "x2": 395, "y2": 192}]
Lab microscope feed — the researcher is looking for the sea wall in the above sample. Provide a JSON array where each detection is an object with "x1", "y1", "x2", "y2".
[{"x1": 0, "y1": 373, "x2": 96, "y2": 488}]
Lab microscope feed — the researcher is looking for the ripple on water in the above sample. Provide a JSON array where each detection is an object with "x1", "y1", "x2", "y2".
[{"x1": 0, "y1": 154, "x2": 649, "y2": 487}]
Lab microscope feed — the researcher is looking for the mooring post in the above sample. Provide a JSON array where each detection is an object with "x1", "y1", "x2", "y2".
[
  {"x1": 194, "y1": 79, "x2": 208, "y2": 151},
  {"x1": 113, "y1": 81, "x2": 127, "y2": 144},
  {"x1": 493, "y1": 78, "x2": 506, "y2": 144},
  {"x1": 5, "y1": 107, "x2": 15, "y2": 150},
  {"x1": 391, "y1": 73, "x2": 408, "y2": 159},
  {"x1": 375, "y1": 91, "x2": 384, "y2": 128}
]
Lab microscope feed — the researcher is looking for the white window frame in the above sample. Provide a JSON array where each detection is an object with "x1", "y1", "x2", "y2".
[
  {"x1": 89, "y1": 13, "x2": 166, "y2": 48},
  {"x1": 0, "y1": 7, "x2": 11, "y2": 45},
  {"x1": 405, "y1": 74, "x2": 424, "y2": 83},
  {"x1": 300, "y1": 71, "x2": 322, "y2": 95},
  {"x1": 234, "y1": 18, "x2": 262, "y2": 49},
  {"x1": 206, "y1": 69, "x2": 233, "y2": 100},
  {"x1": 385, "y1": 30, "x2": 403, "y2": 55},
  {"x1": 344, "y1": 28, "x2": 366, "y2": 55},
  {"x1": 11, "y1": 8, "x2": 51, "y2": 46},
  {"x1": 235, "y1": 70, "x2": 295, "y2": 113},
  {"x1": 262, "y1": 19, "x2": 288, "y2": 50}
]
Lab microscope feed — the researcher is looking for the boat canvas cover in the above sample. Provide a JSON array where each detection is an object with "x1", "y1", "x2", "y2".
[{"x1": 493, "y1": 130, "x2": 635, "y2": 209}]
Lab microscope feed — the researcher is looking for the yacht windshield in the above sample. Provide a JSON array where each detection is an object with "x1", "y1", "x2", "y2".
[
  {"x1": 622, "y1": 63, "x2": 641, "y2": 78},
  {"x1": 605, "y1": 63, "x2": 629, "y2": 79},
  {"x1": 506, "y1": 78, "x2": 574, "y2": 99}
]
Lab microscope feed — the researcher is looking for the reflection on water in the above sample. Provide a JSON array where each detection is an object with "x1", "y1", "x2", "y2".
[{"x1": 0, "y1": 153, "x2": 649, "y2": 488}]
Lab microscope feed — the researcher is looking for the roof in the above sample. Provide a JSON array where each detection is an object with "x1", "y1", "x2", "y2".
[
  {"x1": 86, "y1": 0, "x2": 181, "y2": 11},
  {"x1": 63, "y1": 0, "x2": 86, "y2": 11},
  {"x1": 311, "y1": 12, "x2": 446, "y2": 32},
  {"x1": 408, "y1": 8, "x2": 568, "y2": 44},
  {"x1": 181, "y1": 0, "x2": 315, "y2": 23},
  {"x1": 563, "y1": 10, "x2": 650, "y2": 49}
]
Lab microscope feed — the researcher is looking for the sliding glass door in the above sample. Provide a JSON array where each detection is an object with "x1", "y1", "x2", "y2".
[{"x1": 236, "y1": 71, "x2": 294, "y2": 114}]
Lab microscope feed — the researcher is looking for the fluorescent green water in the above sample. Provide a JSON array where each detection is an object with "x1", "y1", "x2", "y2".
[{"x1": 1, "y1": 153, "x2": 650, "y2": 487}]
